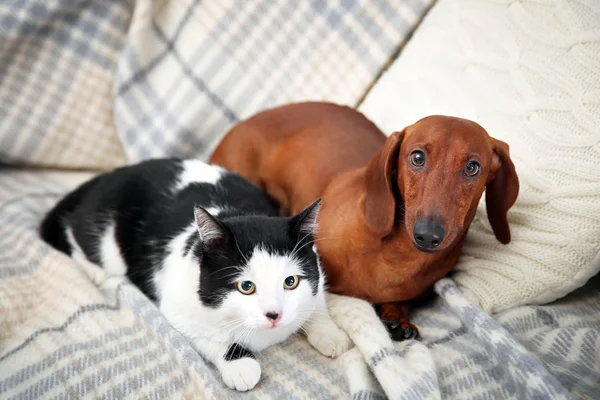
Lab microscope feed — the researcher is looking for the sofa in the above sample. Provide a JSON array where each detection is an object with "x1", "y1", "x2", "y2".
[{"x1": 1, "y1": 1, "x2": 598, "y2": 399}]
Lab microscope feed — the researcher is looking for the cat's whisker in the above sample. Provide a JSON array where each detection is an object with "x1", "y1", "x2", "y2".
[
  {"x1": 219, "y1": 319, "x2": 245, "y2": 333},
  {"x1": 290, "y1": 230, "x2": 315, "y2": 260},
  {"x1": 312, "y1": 236, "x2": 342, "y2": 243},
  {"x1": 213, "y1": 325, "x2": 243, "y2": 342},
  {"x1": 238, "y1": 326, "x2": 255, "y2": 347},
  {"x1": 204, "y1": 265, "x2": 242, "y2": 279},
  {"x1": 245, "y1": 328, "x2": 256, "y2": 347},
  {"x1": 234, "y1": 238, "x2": 250, "y2": 265},
  {"x1": 292, "y1": 236, "x2": 342, "y2": 258},
  {"x1": 295, "y1": 307, "x2": 331, "y2": 319},
  {"x1": 219, "y1": 325, "x2": 246, "y2": 343},
  {"x1": 291, "y1": 230, "x2": 311, "y2": 254},
  {"x1": 208, "y1": 271, "x2": 243, "y2": 282},
  {"x1": 289, "y1": 235, "x2": 343, "y2": 262}
]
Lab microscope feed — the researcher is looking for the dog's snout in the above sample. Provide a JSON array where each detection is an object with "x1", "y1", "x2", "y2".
[{"x1": 413, "y1": 219, "x2": 446, "y2": 251}]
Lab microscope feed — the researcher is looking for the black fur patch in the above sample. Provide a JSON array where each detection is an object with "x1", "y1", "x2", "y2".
[
  {"x1": 224, "y1": 343, "x2": 255, "y2": 361},
  {"x1": 40, "y1": 174, "x2": 105, "y2": 255}
]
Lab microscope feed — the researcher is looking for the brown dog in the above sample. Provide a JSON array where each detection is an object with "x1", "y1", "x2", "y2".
[{"x1": 210, "y1": 102, "x2": 519, "y2": 340}]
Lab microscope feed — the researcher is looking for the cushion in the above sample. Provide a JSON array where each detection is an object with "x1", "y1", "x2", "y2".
[
  {"x1": 113, "y1": 0, "x2": 435, "y2": 162},
  {"x1": 359, "y1": 0, "x2": 600, "y2": 313},
  {"x1": 0, "y1": 2, "x2": 131, "y2": 170},
  {"x1": 0, "y1": 0, "x2": 435, "y2": 170}
]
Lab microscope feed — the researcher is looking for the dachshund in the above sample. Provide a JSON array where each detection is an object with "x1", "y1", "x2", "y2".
[{"x1": 209, "y1": 102, "x2": 519, "y2": 340}]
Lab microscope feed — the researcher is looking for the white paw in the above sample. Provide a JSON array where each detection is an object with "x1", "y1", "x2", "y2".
[
  {"x1": 219, "y1": 357, "x2": 262, "y2": 392},
  {"x1": 307, "y1": 320, "x2": 353, "y2": 358}
]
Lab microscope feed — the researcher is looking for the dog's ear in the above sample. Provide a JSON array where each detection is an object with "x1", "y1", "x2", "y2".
[
  {"x1": 485, "y1": 138, "x2": 519, "y2": 244},
  {"x1": 363, "y1": 130, "x2": 405, "y2": 237}
]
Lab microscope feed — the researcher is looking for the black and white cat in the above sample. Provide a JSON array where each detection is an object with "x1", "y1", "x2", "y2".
[{"x1": 40, "y1": 159, "x2": 351, "y2": 392}]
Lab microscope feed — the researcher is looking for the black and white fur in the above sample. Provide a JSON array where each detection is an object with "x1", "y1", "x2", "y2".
[{"x1": 40, "y1": 159, "x2": 351, "y2": 392}]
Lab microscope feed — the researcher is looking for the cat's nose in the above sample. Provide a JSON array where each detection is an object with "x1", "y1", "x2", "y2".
[{"x1": 265, "y1": 311, "x2": 280, "y2": 321}]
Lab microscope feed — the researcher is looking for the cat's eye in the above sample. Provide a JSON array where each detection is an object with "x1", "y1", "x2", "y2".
[
  {"x1": 283, "y1": 275, "x2": 300, "y2": 290},
  {"x1": 237, "y1": 280, "x2": 255, "y2": 295}
]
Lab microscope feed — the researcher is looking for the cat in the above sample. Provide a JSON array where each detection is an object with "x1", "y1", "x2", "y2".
[{"x1": 40, "y1": 158, "x2": 351, "y2": 392}]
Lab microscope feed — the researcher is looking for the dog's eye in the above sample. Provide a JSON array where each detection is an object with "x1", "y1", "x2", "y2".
[
  {"x1": 410, "y1": 150, "x2": 425, "y2": 167},
  {"x1": 464, "y1": 161, "x2": 480, "y2": 177},
  {"x1": 237, "y1": 280, "x2": 256, "y2": 295}
]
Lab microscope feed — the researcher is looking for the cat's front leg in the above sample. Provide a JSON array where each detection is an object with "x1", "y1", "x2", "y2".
[
  {"x1": 304, "y1": 297, "x2": 353, "y2": 358},
  {"x1": 193, "y1": 337, "x2": 261, "y2": 392}
]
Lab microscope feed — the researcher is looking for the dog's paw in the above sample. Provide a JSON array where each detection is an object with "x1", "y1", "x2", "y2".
[
  {"x1": 219, "y1": 357, "x2": 261, "y2": 392},
  {"x1": 382, "y1": 319, "x2": 419, "y2": 341},
  {"x1": 307, "y1": 320, "x2": 353, "y2": 358}
]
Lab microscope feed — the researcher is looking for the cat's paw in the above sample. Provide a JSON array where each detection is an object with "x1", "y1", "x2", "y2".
[
  {"x1": 307, "y1": 320, "x2": 353, "y2": 358},
  {"x1": 219, "y1": 357, "x2": 262, "y2": 392}
]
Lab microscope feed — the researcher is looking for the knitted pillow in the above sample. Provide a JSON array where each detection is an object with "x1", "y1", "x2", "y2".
[{"x1": 360, "y1": 0, "x2": 600, "y2": 313}]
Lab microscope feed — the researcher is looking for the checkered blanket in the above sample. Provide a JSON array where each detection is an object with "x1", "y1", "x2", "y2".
[{"x1": 1, "y1": 1, "x2": 599, "y2": 399}]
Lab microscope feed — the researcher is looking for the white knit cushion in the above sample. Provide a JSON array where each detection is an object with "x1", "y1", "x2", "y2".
[{"x1": 360, "y1": 0, "x2": 600, "y2": 313}]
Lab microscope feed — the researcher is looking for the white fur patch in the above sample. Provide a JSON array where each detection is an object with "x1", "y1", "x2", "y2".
[
  {"x1": 220, "y1": 357, "x2": 261, "y2": 391},
  {"x1": 153, "y1": 224, "x2": 197, "y2": 303},
  {"x1": 176, "y1": 160, "x2": 224, "y2": 191},
  {"x1": 99, "y1": 222, "x2": 128, "y2": 276}
]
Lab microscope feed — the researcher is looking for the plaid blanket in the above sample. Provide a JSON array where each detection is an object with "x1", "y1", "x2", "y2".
[
  {"x1": 1, "y1": 1, "x2": 599, "y2": 399},
  {"x1": 2, "y1": 171, "x2": 599, "y2": 399}
]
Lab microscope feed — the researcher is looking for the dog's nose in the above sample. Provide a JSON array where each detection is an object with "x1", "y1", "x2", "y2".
[
  {"x1": 265, "y1": 311, "x2": 280, "y2": 321},
  {"x1": 413, "y1": 219, "x2": 446, "y2": 250}
]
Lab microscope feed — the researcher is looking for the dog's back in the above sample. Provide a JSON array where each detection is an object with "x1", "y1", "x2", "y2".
[{"x1": 210, "y1": 102, "x2": 386, "y2": 213}]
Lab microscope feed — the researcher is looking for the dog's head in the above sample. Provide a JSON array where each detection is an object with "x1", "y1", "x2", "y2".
[{"x1": 363, "y1": 115, "x2": 519, "y2": 252}]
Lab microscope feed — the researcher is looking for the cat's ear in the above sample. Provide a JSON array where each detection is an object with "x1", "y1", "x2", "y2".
[
  {"x1": 290, "y1": 198, "x2": 322, "y2": 236},
  {"x1": 194, "y1": 206, "x2": 228, "y2": 250}
]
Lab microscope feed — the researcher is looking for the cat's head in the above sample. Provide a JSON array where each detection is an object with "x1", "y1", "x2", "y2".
[{"x1": 193, "y1": 198, "x2": 323, "y2": 334}]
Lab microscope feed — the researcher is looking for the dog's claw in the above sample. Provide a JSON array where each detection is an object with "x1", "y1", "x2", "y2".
[
  {"x1": 381, "y1": 319, "x2": 400, "y2": 331},
  {"x1": 403, "y1": 324, "x2": 419, "y2": 340},
  {"x1": 382, "y1": 319, "x2": 419, "y2": 341}
]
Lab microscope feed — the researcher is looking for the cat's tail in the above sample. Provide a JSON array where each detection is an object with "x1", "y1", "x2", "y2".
[{"x1": 40, "y1": 174, "x2": 103, "y2": 254}]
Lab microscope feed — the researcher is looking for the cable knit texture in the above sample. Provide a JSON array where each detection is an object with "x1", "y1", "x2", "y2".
[{"x1": 360, "y1": 0, "x2": 600, "y2": 313}]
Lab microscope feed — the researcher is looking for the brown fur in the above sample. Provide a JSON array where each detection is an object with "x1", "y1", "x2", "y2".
[{"x1": 210, "y1": 102, "x2": 519, "y2": 339}]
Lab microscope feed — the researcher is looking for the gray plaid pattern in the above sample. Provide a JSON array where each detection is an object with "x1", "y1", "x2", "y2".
[
  {"x1": 2, "y1": 0, "x2": 599, "y2": 399},
  {"x1": 2, "y1": 170, "x2": 599, "y2": 399},
  {"x1": 0, "y1": 1, "x2": 131, "y2": 169},
  {"x1": 114, "y1": 0, "x2": 434, "y2": 163}
]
